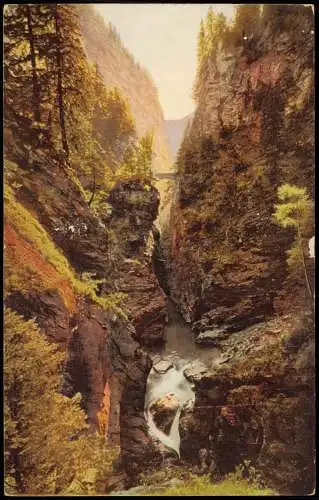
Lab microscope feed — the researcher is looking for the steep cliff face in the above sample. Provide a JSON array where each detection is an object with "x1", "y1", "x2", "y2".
[
  {"x1": 77, "y1": 5, "x2": 172, "y2": 175},
  {"x1": 168, "y1": 4, "x2": 314, "y2": 328},
  {"x1": 4, "y1": 4, "x2": 172, "y2": 488},
  {"x1": 164, "y1": 5, "x2": 314, "y2": 495}
]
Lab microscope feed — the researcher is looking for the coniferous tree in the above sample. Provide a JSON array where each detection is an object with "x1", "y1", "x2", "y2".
[
  {"x1": 192, "y1": 9, "x2": 228, "y2": 103},
  {"x1": 4, "y1": 2, "x2": 151, "y2": 206},
  {"x1": 4, "y1": 4, "x2": 51, "y2": 154},
  {"x1": 4, "y1": 308, "x2": 116, "y2": 495},
  {"x1": 25, "y1": 5, "x2": 41, "y2": 122},
  {"x1": 48, "y1": 4, "x2": 89, "y2": 158},
  {"x1": 273, "y1": 184, "x2": 314, "y2": 305},
  {"x1": 197, "y1": 19, "x2": 206, "y2": 64},
  {"x1": 136, "y1": 131, "x2": 154, "y2": 178}
]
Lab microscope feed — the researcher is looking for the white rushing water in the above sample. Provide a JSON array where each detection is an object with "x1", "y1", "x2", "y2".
[
  {"x1": 146, "y1": 404, "x2": 183, "y2": 458},
  {"x1": 144, "y1": 363, "x2": 195, "y2": 457}
]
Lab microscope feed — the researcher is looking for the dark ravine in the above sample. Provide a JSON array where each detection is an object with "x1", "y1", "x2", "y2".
[{"x1": 167, "y1": 4, "x2": 314, "y2": 330}]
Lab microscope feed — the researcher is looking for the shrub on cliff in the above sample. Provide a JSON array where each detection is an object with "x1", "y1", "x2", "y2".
[
  {"x1": 4, "y1": 180, "x2": 127, "y2": 317},
  {"x1": 273, "y1": 184, "x2": 314, "y2": 305},
  {"x1": 4, "y1": 308, "x2": 117, "y2": 495},
  {"x1": 116, "y1": 130, "x2": 155, "y2": 183}
]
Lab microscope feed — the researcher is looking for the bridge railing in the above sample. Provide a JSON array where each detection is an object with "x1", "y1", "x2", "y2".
[{"x1": 154, "y1": 172, "x2": 177, "y2": 180}]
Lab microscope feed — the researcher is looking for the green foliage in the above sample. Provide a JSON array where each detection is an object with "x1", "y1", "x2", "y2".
[
  {"x1": 4, "y1": 4, "x2": 140, "y2": 203},
  {"x1": 193, "y1": 8, "x2": 228, "y2": 102},
  {"x1": 4, "y1": 184, "x2": 126, "y2": 316},
  {"x1": 138, "y1": 469, "x2": 276, "y2": 496},
  {"x1": 274, "y1": 184, "x2": 313, "y2": 230},
  {"x1": 116, "y1": 130, "x2": 155, "y2": 181},
  {"x1": 66, "y1": 166, "x2": 91, "y2": 202},
  {"x1": 197, "y1": 19, "x2": 206, "y2": 63},
  {"x1": 192, "y1": 4, "x2": 264, "y2": 102},
  {"x1": 273, "y1": 183, "x2": 314, "y2": 302},
  {"x1": 4, "y1": 308, "x2": 117, "y2": 495},
  {"x1": 137, "y1": 131, "x2": 155, "y2": 178}
]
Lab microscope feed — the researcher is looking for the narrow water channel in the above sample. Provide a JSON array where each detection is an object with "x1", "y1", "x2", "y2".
[{"x1": 144, "y1": 299, "x2": 219, "y2": 456}]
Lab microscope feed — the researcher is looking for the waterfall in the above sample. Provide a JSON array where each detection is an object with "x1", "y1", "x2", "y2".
[
  {"x1": 168, "y1": 407, "x2": 182, "y2": 457},
  {"x1": 146, "y1": 406, "x2": 182, "y2": 458},
  {"x1": 145, "y1": 363, "x2": 195, "y2": 457},
  {"x1": 143, "y1": 299, "x2": 216, "y2": 459}
]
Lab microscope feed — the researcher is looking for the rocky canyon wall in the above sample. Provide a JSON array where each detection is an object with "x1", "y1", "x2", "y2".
[
  {"x1": 168, "y1": 4, "x2": 314, "y2": 329},
  {"x1": 4, "y1": 3, "x2": 173, "y2": 480},
  {"x1": 165, "y1": 5, "x2": 315, "y2": 495}
]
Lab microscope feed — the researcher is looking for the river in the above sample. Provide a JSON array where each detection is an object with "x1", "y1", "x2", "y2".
[{"x1": 144, "y1": 299, "x2": 219, "y2": 457}]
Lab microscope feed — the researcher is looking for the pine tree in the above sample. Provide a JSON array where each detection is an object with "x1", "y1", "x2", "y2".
[
  {"x1": 25, "y1": 5, "x2": 41, "y2": 122},
  {"x1": 4, "y1": 308, "x2": 116, "y2": 495},
  {"x1": 192, "y1": 10, "x2": 228, "y2": 103},
  {"x1": 205, "y1": 6, "x2": 215, "y2": 51},
  {"x1": 136, "y1": 131, "x2": 154, "y2": 179},
  {"x1": 197, "y1": 19, "x2": 206, "y2": 63},
  {"x1": 4, "y1": 4, "x2": 52, "y2": 154},
  {"x1": 49, "y1": 4, "x2": 90, "y2": 158},
  {"x1": 273, "y1": 184, "x2": 314, "y2": 305}
]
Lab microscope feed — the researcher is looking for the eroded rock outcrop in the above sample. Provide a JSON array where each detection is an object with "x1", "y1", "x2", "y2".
[{"x1": 106, "y1": 180, "x2": 167, "y2": 346}]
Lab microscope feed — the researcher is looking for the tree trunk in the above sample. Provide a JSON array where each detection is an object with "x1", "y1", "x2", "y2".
[
  {"x1": 297, "y1": 224, "x2": 314, "y2": 310},
  {"x1": 26, "y1": 5, "x2": 41, "y2": 123},
  {"x1": 54, "y1": 6, "x2": 69, "y2": 158}
]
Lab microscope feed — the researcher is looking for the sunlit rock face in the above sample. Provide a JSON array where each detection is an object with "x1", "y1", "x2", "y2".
[
  {"x1": 168, "y1": 4, "x2": 314, "y2": 329},
  {"x1": 179, "y1": 316, "x2": 315, "y2": 495}
]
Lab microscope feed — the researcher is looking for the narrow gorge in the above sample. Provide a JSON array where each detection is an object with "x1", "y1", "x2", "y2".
[{"x1": 4, "y1": 3, "x2": 315, "y2": 497}]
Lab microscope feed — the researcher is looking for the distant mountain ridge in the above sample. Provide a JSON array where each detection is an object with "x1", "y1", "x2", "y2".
[
  {"x1": 77, "y1": 5, "x2": 172, "y2": 174},
  {"x1": 165, "y1": 113, "x2": 194, "y2": 161}
]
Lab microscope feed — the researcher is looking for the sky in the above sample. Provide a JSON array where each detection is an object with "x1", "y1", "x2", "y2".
[{"x1": 95, "y1": 3, "x2": 235, "y2": 120}]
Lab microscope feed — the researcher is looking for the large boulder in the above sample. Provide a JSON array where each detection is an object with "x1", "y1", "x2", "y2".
[{"x1": 149, "y1": 393, "x2": 180, "y2": 434}]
